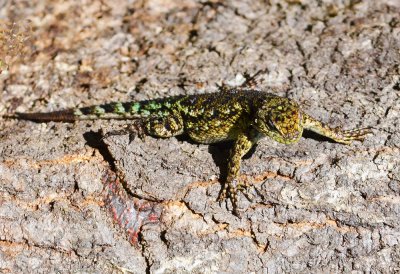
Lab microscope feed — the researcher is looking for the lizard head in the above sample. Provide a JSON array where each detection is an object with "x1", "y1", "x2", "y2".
[{"x1": 254, "y1": 97, "x2": 303, "y2": 144}]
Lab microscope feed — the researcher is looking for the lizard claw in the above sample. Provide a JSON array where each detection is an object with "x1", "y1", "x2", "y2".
[
  {"x1": 102, "y1": 128, "x2": 130, "y2": 140},
  {"x1": 217, "y1": 182, "x2": 228, "y2": 203},
  {"x1": 217, "y1": 182, "x2": 238, "y2": 214},
  {"x1": 237, "y1": 180, "x2": 258, "y2": 202},
  {"x1": 240, "y1": 187, "x2": 255, "y2": 202}
]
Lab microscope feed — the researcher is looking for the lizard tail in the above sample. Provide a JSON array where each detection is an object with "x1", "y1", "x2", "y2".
[
  {"x1": 10, "y1": 110, "x2": 77, "y2": 122},
  {"x1": 3, "y1": 102, "x2": 142, "y2": 122},
  {"x1": 73, "y1": 99, "x2": 180, "y2": 120},
  {"x1": 3, "y1": 96, "x2": 185, "y2": 122}
]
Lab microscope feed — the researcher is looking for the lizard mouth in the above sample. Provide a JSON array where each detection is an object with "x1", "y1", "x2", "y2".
[{"x1": 253, "y1": 123, "x2": 301, "y2": 143}]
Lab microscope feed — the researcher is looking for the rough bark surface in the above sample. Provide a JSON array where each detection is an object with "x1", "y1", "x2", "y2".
[{"x1": 1, "y1": 0, "x2": 400, "y2": 273}]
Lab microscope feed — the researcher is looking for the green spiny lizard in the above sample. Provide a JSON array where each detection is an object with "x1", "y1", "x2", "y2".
[{"x1": 4, "y1": 89, "x2": 372, "y2": 215}]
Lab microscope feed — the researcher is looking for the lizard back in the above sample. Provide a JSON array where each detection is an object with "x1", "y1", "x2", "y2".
[{"x1": 178, "y1": 89, "x2": 264, "y2": 143}]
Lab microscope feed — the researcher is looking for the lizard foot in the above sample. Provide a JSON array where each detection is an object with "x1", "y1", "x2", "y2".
[
  {"x1": 102, "y1": 120, "x2": 146, "y2": 143},
  {"x1": 217, "y1": 179, "x2": 256, "y2": 216},
  {"x1": 334, "y1": 127, "x2": 373, "y2": 144}
]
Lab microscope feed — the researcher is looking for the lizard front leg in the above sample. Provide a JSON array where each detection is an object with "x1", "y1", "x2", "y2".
[
  {"x1": 302, "y1": 113, "x2": 372, "y2": 144},
  {"x1": 218, "y1": 131, "x2": 257, "y2": 215}
]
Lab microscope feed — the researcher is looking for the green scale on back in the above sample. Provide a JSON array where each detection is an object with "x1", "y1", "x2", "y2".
[{"x1": 7, "y1": 88, "x2": 372, "y2": 215}]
